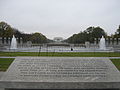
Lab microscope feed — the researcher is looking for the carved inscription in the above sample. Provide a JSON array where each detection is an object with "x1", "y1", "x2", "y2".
[{"x1": 17, "y1": 58, "x2": 108, "y2": 78}]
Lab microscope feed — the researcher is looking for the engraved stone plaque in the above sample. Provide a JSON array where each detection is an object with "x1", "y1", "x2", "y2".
[{"x1": 0, "y1": 57, "x2": 120, "y2": 89}]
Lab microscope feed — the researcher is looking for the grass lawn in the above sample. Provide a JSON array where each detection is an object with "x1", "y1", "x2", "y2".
[
  {"x1": 0, "y1": 58, "x2": 14, "y2": 71},
  {"x1": 111, "y1": 59, "x2": 120, "y2": 71},
  {"x1": 0, "y1": 58, "x2": 120, "y2": 71},
  {"x1": 0, "y1": 52, "x2": 120, "y2": 57}
]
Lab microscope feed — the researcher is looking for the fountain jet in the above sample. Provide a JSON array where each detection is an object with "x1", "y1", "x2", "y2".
[
  {"x1": 10, "y1": 35, "x2": 17, "y2": 49},
  {"x1": 99, "y1": 36, "x2": 106, "y2": 50}
]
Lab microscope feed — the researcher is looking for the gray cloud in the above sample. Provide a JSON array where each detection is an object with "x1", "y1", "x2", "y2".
[{"x1": 0, "y1": 0, "x2": 120, "y2": 39}]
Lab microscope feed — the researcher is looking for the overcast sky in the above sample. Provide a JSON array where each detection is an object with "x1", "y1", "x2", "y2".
[{"x1": 0, "y1": 0, "x2": 120, "y2": 39}]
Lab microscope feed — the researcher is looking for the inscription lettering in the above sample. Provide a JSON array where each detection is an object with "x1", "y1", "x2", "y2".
[{"x1": 17, "y1": 59, "x2": 108, "y2": 78}]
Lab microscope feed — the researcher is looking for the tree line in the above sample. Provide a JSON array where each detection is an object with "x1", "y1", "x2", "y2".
[
  {"x1": 0, "y1": 21, "x2": 120, "y2": 44},
  {"x1": 0, "y1": 21, "x2": 49, "y2": 43},
  {"x1": 65, "y1": 26, "x2": 120, "y2": 44}
]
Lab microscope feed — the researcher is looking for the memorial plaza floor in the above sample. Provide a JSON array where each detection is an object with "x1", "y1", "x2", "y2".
[
  {"x1": 0, "y1": 57, "x2": 120, "y2": 90},
  {"x1": 0, "y1": 72, "x2": 4, "y2": 90}
]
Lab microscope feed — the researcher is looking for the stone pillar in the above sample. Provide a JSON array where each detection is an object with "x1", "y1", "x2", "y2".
[
  {"x1": 110, "y1": 38, "x2": 113, "y2": 45},
  {"x1": 16, "y1": 38, "x2": 18, "y2": 42},
  {"x1": 118, "y1": 38, "x2": 120, "y2": 45},
  {"x1": 4, "y1": 37, "x2": 6, "y2": 45},
  {"x1": 114, "y1": 38, "x2": 117, "y2": 45},
  {"x1": 0, "y1": 37, "x2": 2, "y2": 45},
  {"x1": 20, "y1": 37, "x2": 23, "y2": 44},
  {"x1": 85, "y1": 41, "x2": 90, "y2": 48},
  {"x1": 94, "y1": 38, "x2": 97, "y2": 45},
  {"x1": 106, "y1": 38, "x2": 109, "y2": 46},
  {"x1": 98, "y1": 38, "x2": 100, "y2": 44},
  {"x1": 8, "y1": 37, "x2": 11, "y2": 45},
  {"x1": 16, "y1": 37, "x2": 19, "y2": 47},
  {"x1": 20, "y1": 37, "x2": 23, "y2": 47}
]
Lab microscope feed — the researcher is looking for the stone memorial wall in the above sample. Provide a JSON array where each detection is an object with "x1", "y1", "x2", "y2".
[
  {"x1": 16, "y1": 58, "x2": 108, "y2": 80},
  {"x1": 0, "y1": 57, "x2": 120, "y2": 89},
  {"x1": 0, "y1": 37, "x2": 23, "y2": 45}
]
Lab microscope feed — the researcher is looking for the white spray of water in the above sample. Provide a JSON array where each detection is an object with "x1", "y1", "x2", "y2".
[
  {"x1": 10, "y1": 35, "x2": 17, "y2": 49},
  {"x1": 99, "y1": 36, "x2": 106, "y2": 50}
]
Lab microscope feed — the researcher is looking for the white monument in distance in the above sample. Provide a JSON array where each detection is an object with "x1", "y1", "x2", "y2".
[{"x1": 53, "y1": 37, "x2": 63, "y2": 42}]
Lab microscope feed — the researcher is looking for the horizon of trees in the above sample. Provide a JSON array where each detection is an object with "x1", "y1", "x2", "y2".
[
  {"x1": 0, "y1": 21, "x2": 48, "y2": 43},
  {"x1": 65, "y1": 26, "x2": 107, "y2": 44},
  {"x1": 0, "y1": 21, "x2": 120, "y2": 44},
  {"x1": 65, "y1": 26, "x2": 120, "y2": 44}
]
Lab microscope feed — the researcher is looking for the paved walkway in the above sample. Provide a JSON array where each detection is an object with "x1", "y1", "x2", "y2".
[
  {"x1": 0, "y1": 56, "x2": 120, "y2": 90},
  {"x1": 0, "y1": 72, "x2": 4, "y2": 79},
  {"x1": 0, "y1": 72, "x2": 4, "y2": 90},
  {"x1": 0, "y1": 56, "x2": 120, "y2": 59}
]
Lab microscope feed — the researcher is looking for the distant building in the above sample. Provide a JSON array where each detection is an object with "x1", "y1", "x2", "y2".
[{"x1": 53, "y1": 37, "x2": 63, "y2": 42}]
